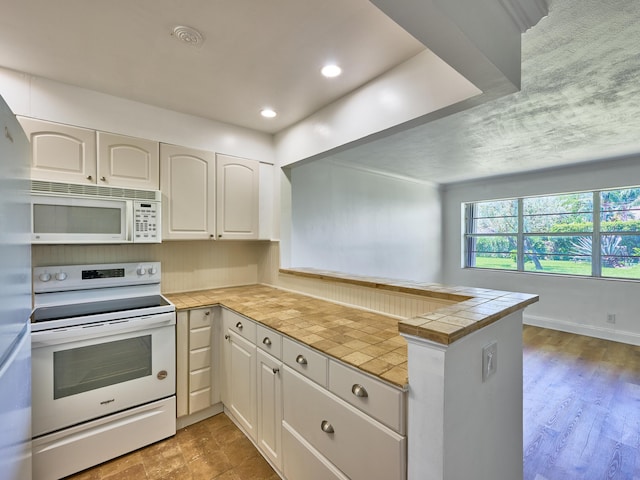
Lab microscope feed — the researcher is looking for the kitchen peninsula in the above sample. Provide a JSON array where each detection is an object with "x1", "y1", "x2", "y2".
[{"x1": 166, "y1": 269, "x2": 538, "y2": 480}]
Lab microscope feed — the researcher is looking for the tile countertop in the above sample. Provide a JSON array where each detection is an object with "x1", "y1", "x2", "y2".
[
  {"x1": 166, "y1": 271, "x2": 538, "y2": 389},
  {"x1": 167, "y1": 285, "x2": 409, "y2": 388},
  {"x1": 279, "y1": 268, "x2": 539, "y2": 344}
]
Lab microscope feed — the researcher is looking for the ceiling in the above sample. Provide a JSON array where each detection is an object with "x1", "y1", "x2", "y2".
[
  {"x1": 0, "y1": 0, "x2": 424, "y2": 134},
  {"x1": 326, "y1": 0, "x2": 640, "y2": 184},
  {"x1": 1, "y1": 0, "x2": 639, "y2": 184}
]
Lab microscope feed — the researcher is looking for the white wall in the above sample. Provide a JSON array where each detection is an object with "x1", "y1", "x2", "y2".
[
  {"x1": 442, "y1": 156, "x2": 640, "y2": 345},
  {"x1": 289, "y1": 160, "x2": 442, "y2": 282}
]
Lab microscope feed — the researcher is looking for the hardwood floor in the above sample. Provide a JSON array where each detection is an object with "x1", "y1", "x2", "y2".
[
  {"x1": 65, "y1": 325, "x2": 640, "y2": 480},
  {"x1": 523, "y1": 325, "x2": 640, "y2": 480}
]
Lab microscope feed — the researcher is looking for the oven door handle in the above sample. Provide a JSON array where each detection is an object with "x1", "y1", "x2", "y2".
[{"x1": 31, "y1": 313, "x2": 176, "y2": 347}]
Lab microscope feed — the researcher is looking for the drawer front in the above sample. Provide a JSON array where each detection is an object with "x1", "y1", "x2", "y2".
[
  {"x1": 189, "y1": 347, "x2": 211, "y2": 371},
  {"x1": 257, "y1": 324, "x2": 282, "y2": 359},
  {"x1": 283, "y1": 338, "x2": 327, "y2": 387},
  {"x1": 189, "y1": 308, "x2": 213, "y2": 329},
  {"x1": 282, "y1": 422, "x2": 349, "y2": 480},
  {"x1": 329, "y1": 360, "x2": 406, "y2": 434},
  {"x1": 190, "y1": 326, "x2": 211, "y2": 350},
  {"x1": 189, "y1": 367, "x2": 211, "y2": 392},
  {"x1": 223, "y1": 309, "x2": 256, "y2": 343},
  {"x1": 189, "y1": 388, "x2": 211, "y2": 414},
  {"x1": 283, "y1": 367, "x2": 406, "y2": 480}
]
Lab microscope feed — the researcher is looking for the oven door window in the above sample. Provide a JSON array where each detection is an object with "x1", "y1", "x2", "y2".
[{"x1": 53, "y1": 335, "x2": 152, "y2": 399}]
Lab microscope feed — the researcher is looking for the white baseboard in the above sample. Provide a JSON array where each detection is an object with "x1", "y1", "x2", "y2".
[{"x1": 524, "y1": 314, "x2": 640, "y2": 346}]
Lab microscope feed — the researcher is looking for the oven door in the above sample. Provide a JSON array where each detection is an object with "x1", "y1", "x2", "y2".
[{"x1": 31, "y1": 312, "x2": 175, "y2": 437}]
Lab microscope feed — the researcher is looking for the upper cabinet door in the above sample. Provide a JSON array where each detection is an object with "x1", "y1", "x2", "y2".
[
  {"x1": 216, "y1": 154, "x2": 259, "y2": 240},
  {"x1": 18, "y1": 117, "x2": 97, "y2": 184},
  {"x1": 160, "y1": 144, "x2": 216, "y2": 240},
  {"x1": 97, "y1": 132, "x2": 159, "y2": 190}
]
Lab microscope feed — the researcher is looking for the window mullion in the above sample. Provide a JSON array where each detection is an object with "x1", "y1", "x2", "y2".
[
  {"x1": 592, "y1": 191, "x2": 601, "y2": 277},
  {"x1": 517, "y1": 198, "x2": 524, "y2": 271}
]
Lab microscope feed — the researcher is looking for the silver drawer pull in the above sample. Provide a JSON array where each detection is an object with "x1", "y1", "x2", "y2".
[
  {"x1": 263, "y1": 337, "x2": 272, "y2": 346},
  {"x1": 205, "y1": 310, "x2": 210, "y2": 316},
  {"x1": 224, "y1": 334, "x2": 230, "y2": 341},
  {"x1": 236, "y1": 321, "x2": 243, "y2": 330},
  {"x1": 272, "y1": 367, "x2": 280, "y2": 375},
  {"x1": 351, "y1": 384, "x2": 369, "y2": 398},
  {"x1": 320, "y1": 420, "x2": 334, "y2": 434},
  {"x1": 295, "y1": 354, "x2": 307, "y2": 365}
]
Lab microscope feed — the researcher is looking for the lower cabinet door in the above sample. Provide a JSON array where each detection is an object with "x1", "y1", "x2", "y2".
[
  {"x1": 282, "y1": 422, "x2": 349, "y2": 480},
  {"x1": 257, "y1": 349, "x2": 283, "y2": 471},
  {"x1": 226, "y1": 330, "x2": 257, "y2": 440},
  {"x1": 283, "y1": 366, "x2": 406, "y2": 480}
]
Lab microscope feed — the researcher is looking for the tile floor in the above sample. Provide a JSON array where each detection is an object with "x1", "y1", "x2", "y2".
[{"x1": 65, "y1": 413, "x2": 279, "y2": 480}]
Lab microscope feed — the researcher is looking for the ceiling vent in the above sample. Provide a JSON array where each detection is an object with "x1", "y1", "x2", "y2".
[{"x1": 171, "y1": 25, "x2": 205, "y2": 48}]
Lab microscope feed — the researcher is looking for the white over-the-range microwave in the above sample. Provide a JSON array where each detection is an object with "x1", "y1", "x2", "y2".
[{"x1": 31, "y1": 180, "x2": 162, "y2": 244}]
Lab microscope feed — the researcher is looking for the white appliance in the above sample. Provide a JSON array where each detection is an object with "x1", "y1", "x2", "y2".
[
  {"x1": 30, "y1": 262, "x2": 176, "y2": 480},
  {"x1": 30, "y1": 181, "x2": 161, "y2": 244},
  {"x1": 0, "y1": 96, "x2": 32, "y2": 479}
]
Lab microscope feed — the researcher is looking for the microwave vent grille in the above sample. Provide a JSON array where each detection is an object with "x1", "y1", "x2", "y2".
[{"x1": 31, "y1": 180, "x2": 159, "y2": 201}]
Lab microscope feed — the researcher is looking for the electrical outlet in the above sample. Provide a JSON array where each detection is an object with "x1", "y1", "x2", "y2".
[
  {"x1": 482, "y1": 341, "x2": 498, "y2": 382},
  {"x1": 607, "y1": 313, "x2": 616, "y2": 324}
]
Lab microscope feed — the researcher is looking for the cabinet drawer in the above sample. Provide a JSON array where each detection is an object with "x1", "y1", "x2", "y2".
[
  {"x1": 189, "y1": 388, "x2": 211, "y2": 414},
  {"x1": 189, "y1": 347, "x2": 211, "y2": 371},
  {"x1": 329, "y1": 360, "x2": 406, "y2": 434},
  {"x1": 283, "y1": 338, "x2": 327, "y2": 387},
  {"x1": 189, "y1": 308, "x2": 213, "y2": 329},
  {"x1": 283, "y1": 367, "x2": 406, "y2": 480},
  {"x1": 283, "y1": 422, "x2": 349, "y2": 480},
  {"x1": 189, "y1": 367, "x2": 211, "y2": 392},
  {"x1": 257, "y1": 324, "x2": 282, "y2": 359},
  {"x1": 190, "y1": 326, "x2": 211, "y2": 350},
  {"x1": 223, "y1": 309, "x2": 256, "y2": 343}
]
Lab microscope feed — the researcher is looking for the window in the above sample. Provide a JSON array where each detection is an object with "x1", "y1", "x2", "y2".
[{"x1": 464, "y1": 187, "x2": 640, "y2": 279}]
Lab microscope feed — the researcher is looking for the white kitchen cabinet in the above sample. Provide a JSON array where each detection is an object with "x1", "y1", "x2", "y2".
[
  {"x1": 18, "y1": 118, "x2": 159, "y2": 189},
  {"x1": 18, "y1": 117, "x2": 97, "y2": 185},
  {"x1": 215, "y1": 153, "x2": 259, "y2": 240},
  {"x1": 221, "y1": 309, "x2": 257, "y2": 440},
  {"x1": 257, "y1": 348, "x2": 283, "y2": 471},
  {"x1": 96, "y1": 132, "x2": 159, "y2": 190},
  {"x1": 328, "y1": 360, "x2": 406, "y2": 434},
  {"x1": 283, "y1": 366, "x2": 406, "y2": 480},
  {"x1": 258, "y1": 162, "x2": 274, "y2": 240},
  {"x1": 176, "y1": 307, "x2": 218, "y2": 418},
  {"x1": 160, "y1": 144, "x2": 216, "y2": 240},
  {"x1": 282, "y1": 422, "x2": 349, "y2": 480}
]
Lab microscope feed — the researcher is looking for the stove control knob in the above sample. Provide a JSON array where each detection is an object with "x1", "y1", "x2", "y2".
[
  {"x1": 55, "y1": 272, "x2": 67, "y2": 281},
  {"x1": 137, "y1": 266, "x2": 147, "y2": 276},
  {"x1": 148, "y1": 266, "x2": 158, "y2": 275},
  {"x1": 39, "y1": 272, "x2": 51, "y2": 282}
]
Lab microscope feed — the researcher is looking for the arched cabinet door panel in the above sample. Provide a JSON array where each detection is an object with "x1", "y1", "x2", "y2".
[
  {"x1": 160, "y1": 144, "x2": 216, "y2": 240},
  {"x1": 216, "y1": 154, "x2": 259, "y2": 240}
]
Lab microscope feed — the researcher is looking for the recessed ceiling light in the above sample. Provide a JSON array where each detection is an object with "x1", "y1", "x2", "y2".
[
  {"x1": 261, "y1": 108, "x2": 277, "y2": 118},
  {"x1": 321, "y1": 64, "x2": 342, "y2": 78}
]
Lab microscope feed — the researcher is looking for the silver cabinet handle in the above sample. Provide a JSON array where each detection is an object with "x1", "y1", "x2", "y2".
[
  {"x1": 352, "y1": 384, "x2": 369, "y2": 398},
  {"x1": 100, "y1": 176, "x2": 106, "y2": 182},
  {"x1": 224, "y1": 334, "x2": 230, "y2": 341},
  {"x1": 295, "y1": 354, "x2": 307, "y2": 365},
  {"x1": 205, "y1": 310, "x2": 210, "y2": 316},
  {"x1": 320, "y1": 420, "x2": 334, "y2": 434},
  {"x1": 86, "y1": 175, "x2": 93, "y2": 180},
  {"x1": 272, "y1": 367, "x2": 280, "y2": 375},
  {"x1": 236, "y1": 321, "x2": 243, "y2": 330},
  {"x1": 263, "y1": 337, "x2": 272, "y2": 346}
]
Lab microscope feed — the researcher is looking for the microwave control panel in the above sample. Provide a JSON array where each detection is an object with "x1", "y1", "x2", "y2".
[{"x1": 133, "y1": 201, "x2": 161, "y2": 243}]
